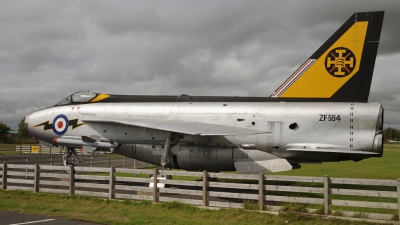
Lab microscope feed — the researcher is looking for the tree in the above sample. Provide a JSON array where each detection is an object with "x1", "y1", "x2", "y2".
[
  {"x1": 18, "y1": 118, "x2": 30, "y2": 140},
  {"x1": 0, "y1": 122, "x2": 11, "y2": 143},
  {"x1": 382, "y1": 127, "x2": 400, "y2": 141}
]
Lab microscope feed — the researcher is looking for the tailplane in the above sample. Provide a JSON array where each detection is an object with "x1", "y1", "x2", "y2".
[{"x1": 272, "y1": 11, "x2": 384, "y2": 102}]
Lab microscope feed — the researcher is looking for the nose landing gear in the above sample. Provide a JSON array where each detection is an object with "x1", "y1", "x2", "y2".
[{"x1": 62, "y1": 147, "x2": 83, "y2": 166}]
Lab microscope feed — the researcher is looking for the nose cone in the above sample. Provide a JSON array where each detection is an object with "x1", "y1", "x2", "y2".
[
  {"x1": 24, "y1": 110, "x2": 54, "y2": 142},
  {"x1": 24, "y1": 113, "x2": 31, "y2": 137}
]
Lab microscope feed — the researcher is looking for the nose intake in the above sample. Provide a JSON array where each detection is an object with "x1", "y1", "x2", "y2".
[{"x1": 24, "y1": 114, "x2": 31, "y2": 137}]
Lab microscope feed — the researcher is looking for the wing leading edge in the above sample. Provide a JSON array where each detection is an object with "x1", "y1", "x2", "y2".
[{"x1": 82, "y1": 118, "x2": 269, "y2": 136}]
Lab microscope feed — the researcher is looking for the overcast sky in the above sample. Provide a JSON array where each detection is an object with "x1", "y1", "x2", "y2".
[{"x1": 1, "y1": 0, "x2": 399, "y2": 130}]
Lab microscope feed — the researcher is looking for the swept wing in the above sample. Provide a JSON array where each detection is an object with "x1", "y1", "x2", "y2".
[{"x1": 82, "y1": 117, "x2": 269, "y2": 136}]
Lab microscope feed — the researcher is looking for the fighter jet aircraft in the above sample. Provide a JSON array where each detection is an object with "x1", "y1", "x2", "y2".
[{"x1": 25, "y1": 11, "x2": 384, "y2": 173}]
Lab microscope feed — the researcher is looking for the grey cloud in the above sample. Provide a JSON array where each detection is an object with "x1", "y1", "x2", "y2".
[{"x1": 1, "y1": 0, "x2": 400, "y2": 130}]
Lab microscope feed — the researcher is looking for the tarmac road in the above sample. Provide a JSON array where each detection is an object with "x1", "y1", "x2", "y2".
[{"x1": 0, "y1": 211, "x2": 101, "y2": 225}]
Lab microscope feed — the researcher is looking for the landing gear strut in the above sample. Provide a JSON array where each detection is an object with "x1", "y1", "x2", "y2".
[
  {"x1": 160, "y1": 133, "x2": 180, "y2": 167},
  {"x1": 62, "y1": 147, "x2": 83, "y2": 166},
  {"x1": 160, "y1": 133, "x2": 172, "y2": 167}
]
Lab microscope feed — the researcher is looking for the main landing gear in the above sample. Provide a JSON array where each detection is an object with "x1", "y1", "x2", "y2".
[{"x1": 160, "y1": 133, "x2": 180, "y2": 167}]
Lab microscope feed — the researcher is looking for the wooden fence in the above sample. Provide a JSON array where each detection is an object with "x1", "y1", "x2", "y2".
[
  {"x1": 0, "y1": 144, "x2": 75, "y2": 154},
  {"x1": 0, "y1": 154, "x2": 151, "y2": 169},
  {"x1": 1, "y1": 163, "x2": 399, "y2": 222},
  {"x1": 0, "y1": 145, "x2": 153, "y2": 169},
  {"x1": 0, "y1": 145, "x2": 54, "y2": 154},
  {"x1": 13, "y1": 145, "x2": 63, "y2": 154}
]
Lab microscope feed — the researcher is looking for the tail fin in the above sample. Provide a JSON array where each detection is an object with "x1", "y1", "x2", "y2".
[{"x1": 271, "y1": 11, "x2": 384, "y2": 102}]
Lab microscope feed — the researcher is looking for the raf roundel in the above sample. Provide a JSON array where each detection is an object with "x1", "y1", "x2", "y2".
[{"x1": 52, "y1": 114, "x2": 69, "y2": 135}]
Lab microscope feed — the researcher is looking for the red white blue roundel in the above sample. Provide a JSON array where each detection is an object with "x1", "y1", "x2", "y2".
[{"x1": 52, "y1": 114, "x2": 69, "y2": 135}]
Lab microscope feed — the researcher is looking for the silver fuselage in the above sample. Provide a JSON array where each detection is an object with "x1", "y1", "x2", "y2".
[{"x1": 26, "y1": 101, "x2": 383, "y2": 170}]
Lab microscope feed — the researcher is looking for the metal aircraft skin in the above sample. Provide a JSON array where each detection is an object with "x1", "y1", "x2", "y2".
[{"x1": 25, "y1": 11, "x2": 385, "y2": 174}]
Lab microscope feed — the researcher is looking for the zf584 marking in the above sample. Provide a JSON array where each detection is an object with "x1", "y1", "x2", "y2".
[{"x1": 319, "y1": 114, "x2": 341, "y2": 122}]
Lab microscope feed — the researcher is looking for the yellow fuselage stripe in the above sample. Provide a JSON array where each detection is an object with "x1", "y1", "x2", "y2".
[{"x1": 91, "y1": 94, "x2": 110, "y2": 102}]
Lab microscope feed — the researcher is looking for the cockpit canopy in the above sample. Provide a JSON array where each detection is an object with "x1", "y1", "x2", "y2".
[{"x1": 56, "y1": 92, "x2": 97, "y2": 106}]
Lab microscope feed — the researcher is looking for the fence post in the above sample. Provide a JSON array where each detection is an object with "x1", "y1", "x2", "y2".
[
  {"x1": 124, "y1": 157, "x2": 126, "y2": 168},
  {"x1": 39, "y1": 145, "x2": 41, "y2": 155},
  {"x1": 153, "y1": 168, "x2": 158, "y2": 203},
  {"x1": 109, "y1": 166, "x2": 115, "y2": 199},
  {"x1": 91, "y1": 154, "x2": 93, "y2": 167},
  {"x1": 29, "y1": 146, "x2": 32, "y2": 154},
  {"x1": 259, "y1": 172, "x2": 264, "y2": 211},
  {"x1": 49, "y1": 147, "x2": 52, "y2": 155},
  {"x1": 69, "y1": 166, "x2": 75, "y2": 195},
  {"x1": 25, "y1": 155, "x2": 29, "y2": 178},
  {"x1": 20, "y1": 145, "x2": 22, "y2": 153},
  {"x1": 108, "y1": 154, "x2": 110, "y2": 167},
  {"x1": 203, "y1": 170, "x2": 208, "y2": 207},
  {"x1": 1, "y1": 163, "x2": 6, "y2": 189},
  {"x1": 397, "y1": 179, "x2": 400, "y2": 221},
  {"x1": 34, "y1": 164, "x2": 39, "y2": 193},
  {"x1": 324, "y1": 175, "x2": 330, "y2": 215},
  {"x1": 50, "y1": 155, "x2": 53, "y2": 166},
  {"x1": 134, "y1": 159, "x2": 137, "y2": 169},
  {"x1": 0, "y1": 156, "x2": 2, "y2": 164}
]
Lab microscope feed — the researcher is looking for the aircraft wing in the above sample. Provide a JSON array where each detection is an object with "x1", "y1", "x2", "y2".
[{"x1": 82, "y1": 118, "x2": 269, "y2": 136}]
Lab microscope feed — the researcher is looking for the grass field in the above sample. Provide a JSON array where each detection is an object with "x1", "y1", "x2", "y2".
[
  {"x1": 2, "y1": 144, "x2": 399, "y2": 179},
  {"x1": 274, "y1": 144, "x2": 400, "y2": 180},
  {"x1": 0, "y1": 144, "x2": 399, "y2": 224},
  {"x1": 104, "y1": 145, "x2": 400, "y2": 180},
  {"x1": 0, "y1": 150, "x2": 22, "y2": 155},
  {"x1": 0, "y1": 190, "x2": 377, "y2": 225},
  {"x1": 270, "y1": 144, "x2": 400, "y2": 216}
]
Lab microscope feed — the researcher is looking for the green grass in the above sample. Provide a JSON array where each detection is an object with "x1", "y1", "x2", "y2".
[
  {"x1": 273, "y1": 145, "x2": 400, "y2": 180},
  {"x1": 1, "y1": 145, "x2": 399, "y2": 223},
  {"x1": 0, "y1": 150, "x2": 22, "y2": 155},
  {"x1": 261, "y1": 145, "x2": 400, "y2": 216},
  {"x1": 0, "y1": 189, "x2": 377, "y2": 225},
  {"x1": 70, "y1": 145, "x2": 400, "y2": 217}
]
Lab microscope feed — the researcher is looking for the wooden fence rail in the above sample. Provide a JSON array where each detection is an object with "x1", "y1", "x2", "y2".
[
  {"x1": 0, "y1": 154, "x2": 152, "y2": 169},
  {"x1": 1, "y1": 163, "x2": 400, "y2": 222},
  {"x1": 0, "y1": 145, "x2": 153, "y2": 169},
  {"x1": 0, "y1": 145, "x2": 63, "y2": 154}
]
